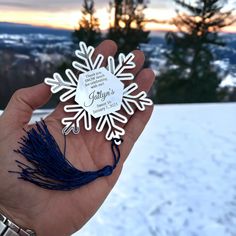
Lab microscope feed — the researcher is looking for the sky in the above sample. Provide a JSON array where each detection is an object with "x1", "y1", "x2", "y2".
[{"x1": 0, "y1": 0, "x2": 236, "y2": 32}]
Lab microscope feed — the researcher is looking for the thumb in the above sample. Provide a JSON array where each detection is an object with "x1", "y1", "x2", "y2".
[{"x1": 2, "y1": 83, "x2": 52, "y2": 128}]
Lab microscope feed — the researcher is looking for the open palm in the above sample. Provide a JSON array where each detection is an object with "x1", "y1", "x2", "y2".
[{"x1": 0, "y1": 40, "x2": 154, "y2": 236}]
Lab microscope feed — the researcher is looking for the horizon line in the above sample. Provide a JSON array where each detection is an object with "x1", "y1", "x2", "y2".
[{"x1": 1, "y1": 21, "x2": 236, "y2": 34}]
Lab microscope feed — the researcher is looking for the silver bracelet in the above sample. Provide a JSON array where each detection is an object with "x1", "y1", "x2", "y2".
[{"x1": 0, "y1": 213, "x2": 36, "y2": 236}]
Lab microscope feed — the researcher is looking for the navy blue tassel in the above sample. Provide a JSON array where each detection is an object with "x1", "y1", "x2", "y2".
[{"x1": 9, "y1": 120, "x2": 122, "y2": 191}]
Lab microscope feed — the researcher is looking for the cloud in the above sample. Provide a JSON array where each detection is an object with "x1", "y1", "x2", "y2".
[
  {"x1": 0, "y1": 0, "x2": 173, "y2": 12},
  {"x1": 150, "y1": 0, "x2": 174, "y2": 9},
  {"x1": 0, "y1": 0, "x2": 234, "y2": 13},
  {"x1": 0, "y1": 0, "x2": 234, "y2": 18},
  {"x1": 0, "y1": 1, "x2": 33, "y2": 8},
  {"x1": 0, "y1": 0, "x2": 108, "y2": 11}
]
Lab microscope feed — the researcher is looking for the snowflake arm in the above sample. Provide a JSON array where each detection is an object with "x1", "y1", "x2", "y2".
[
  {"x1": 72, "y1": 41, "x2": 104, "y2": 73},
  {"x1": 45, "y1": 69, "x2": 78, "y2": 102},
  {"x1": 62, "y1": 104, "x2": 92, "y2": 135},
  {"x1": 107, "y1": 53, "x2": 135, "y2": 81},
  {"x1": 122, "y1": 83, "x2": 153, "y2": 115},
  {"x1": 96, "y1": 112, "x2": 128, "y2": 145}
]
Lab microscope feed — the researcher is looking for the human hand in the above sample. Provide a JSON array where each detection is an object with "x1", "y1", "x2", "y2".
[{"x1": 0, "y1": 40, "x2": 155, "y2": 236}]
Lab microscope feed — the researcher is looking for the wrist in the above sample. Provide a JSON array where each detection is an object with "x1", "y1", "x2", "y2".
[{"x1": 0, "y1": 207, "x2": 36, "y2": 236}]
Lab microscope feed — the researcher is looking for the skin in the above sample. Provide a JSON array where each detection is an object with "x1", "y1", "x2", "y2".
[{"x1": 0, "y1": 40, "x2": 155, "y2": 236}]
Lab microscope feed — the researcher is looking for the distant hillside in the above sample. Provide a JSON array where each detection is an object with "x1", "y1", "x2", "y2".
[{"x1": 0, "y1": 22, "x2": 72, "y2": 37}]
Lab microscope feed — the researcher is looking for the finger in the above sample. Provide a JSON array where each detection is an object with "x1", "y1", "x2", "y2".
[
  {"x1": 120, "y1": 105, "x2": 154, "y2": 164},
  {"x1": 48, "y1": 40, "x2": 118, "y2": 121},
  {"x1": 129, "y1": 50, "x2": 145, "y2": 77},
  {"x1": 120, "y1": 50, "x2": 145, "y2": 90},
  {"x1": 92, "y1": 39, "x2": 118, "y2": 66},
  {"x1": 136, "y1": 68, "x2": 155, "y2": 92},
  {"x1": 113, "y1": 50, "x2": 146, "y2": 120},
  {"x1": 2, "y1": 83, "x2": 51, "y2": 128},
  {"x1": 117, "y1": 68, "x2": 155, "y2": 128}
]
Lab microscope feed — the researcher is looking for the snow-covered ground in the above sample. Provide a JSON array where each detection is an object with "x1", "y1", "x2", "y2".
[
  {"x1": 1, "y1": 103, "x2": 236, "y2": 236},
  {"x1": 74, "y1": 103, "x2": 236, "y2": 236}
]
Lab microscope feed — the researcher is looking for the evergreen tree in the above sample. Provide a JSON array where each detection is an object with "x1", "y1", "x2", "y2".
[
  {"x1": 155, "y1": 0, "x2": 235, "y2": 104},
  {"x1": 107, "y1": 0, "x2": 150, "y2": 54},
  {"x1": 72, "y1": 0, "x2": 102, "y2": 46}
]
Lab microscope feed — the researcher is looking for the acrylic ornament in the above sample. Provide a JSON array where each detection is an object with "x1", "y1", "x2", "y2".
[
  {"x1": 10, "y1": 42, "x2": 153, "y2": 191},
  {"x1": 45, "y1": 42, "x2": 153, "y2": 145}
]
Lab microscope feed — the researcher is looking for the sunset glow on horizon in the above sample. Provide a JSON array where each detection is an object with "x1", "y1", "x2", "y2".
[{"x1": 0, "y1": 4, "x2": 236, "y2": 33}]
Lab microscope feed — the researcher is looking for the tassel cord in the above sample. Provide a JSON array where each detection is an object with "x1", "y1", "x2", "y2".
[{"x1": 9, "y1": 120, "x2": 122, "y2": 191}]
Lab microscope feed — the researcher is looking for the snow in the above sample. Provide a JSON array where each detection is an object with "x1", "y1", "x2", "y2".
[
  {"x1": 73, "y1": 103, "x2": 236, "y2": 236},
  {"x1": 220, "y1": 74, "x2": 236, "y2": 87},
  {"x1": 15, "y1": 54, "x2": 31, "y2": 60},
  {"x1": 214, "y1": 59, "x2": 230, "y2": 72},
  {"x1": 1, "y1": 103, "x2": 236, "y2": 236}
]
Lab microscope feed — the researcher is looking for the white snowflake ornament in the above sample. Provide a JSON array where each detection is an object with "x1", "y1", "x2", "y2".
[{"x1": 45, "y1": 42, "x2": 153, "y2": 145}]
